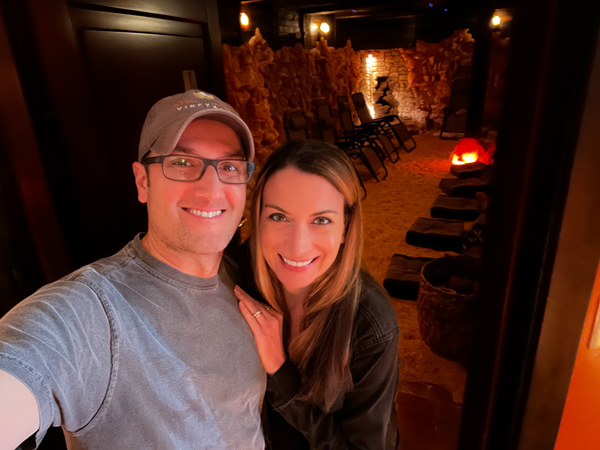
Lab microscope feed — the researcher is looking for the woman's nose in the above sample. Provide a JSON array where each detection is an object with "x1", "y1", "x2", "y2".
[{"x1": 289, "y1": 224, "x2": 312, "y2": 256}]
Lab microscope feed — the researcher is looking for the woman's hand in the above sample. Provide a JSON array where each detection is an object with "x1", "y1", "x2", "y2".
[{"x1": 235, "y1": 286, "x2": 287, "y2": 375}]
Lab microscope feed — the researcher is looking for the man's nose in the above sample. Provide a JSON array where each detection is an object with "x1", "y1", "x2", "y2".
[{"x1": 192, "y1": 165, "x2": 225, "y2": 199}]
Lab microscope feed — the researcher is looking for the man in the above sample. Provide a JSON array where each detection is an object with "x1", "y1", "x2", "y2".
[{"x1": 0, "y1": 90, "x2": 265, "y2": 450}]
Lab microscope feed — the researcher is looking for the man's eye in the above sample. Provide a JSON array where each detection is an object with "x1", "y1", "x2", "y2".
[
  {"x1": 269, "y1": 213, "x2": 287, "y2": 222},
  {"x1": 170, "y1": 158, "x2": 194, "y2": 168},
  {"x1": 313, "y1": 217, "x2": 331, "y2": 225},
  {"x1": 219, "y1": 162, "x2": 241, "y2": 172}
]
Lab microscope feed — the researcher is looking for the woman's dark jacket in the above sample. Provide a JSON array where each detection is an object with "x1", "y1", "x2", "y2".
[{"x1": 235, "y1": 241, "x2": 400, "y2": 450}]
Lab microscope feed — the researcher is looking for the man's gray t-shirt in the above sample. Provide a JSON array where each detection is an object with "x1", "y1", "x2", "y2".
[{"x1": 0, "y1": 234, "x2": 266, "y2": 449}]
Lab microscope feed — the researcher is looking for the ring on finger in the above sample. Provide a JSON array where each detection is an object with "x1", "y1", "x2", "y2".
[{"x1": 252, "y1": 310, "x2": 263, "y2": 319}]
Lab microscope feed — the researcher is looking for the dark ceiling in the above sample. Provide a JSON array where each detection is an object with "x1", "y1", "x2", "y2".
[{"x1": 227, "y1": 0, "x2": 515, "y2": 49}]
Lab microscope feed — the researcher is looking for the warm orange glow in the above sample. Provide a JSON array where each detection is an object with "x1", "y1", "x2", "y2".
[
  {"x1": 555, "y1": 265, "x2": 600, "y2": 450},
  {"x1": 320, "y1": 22, "x2": 330, "y2": 34},
  {"x1": 240, "y1": 12, "x2": 250, "y2": 29},
  {"x1": 490, "y1": 9, "x2": 511, "y2": 28},
  {"x1": 452, "y1": 152, "x2": 478, "y2": 165},
  {"x1": 450, "y1": 138, "x2": 485, "y2": 165}
]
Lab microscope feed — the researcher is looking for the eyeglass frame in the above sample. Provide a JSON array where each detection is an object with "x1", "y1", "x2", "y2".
[{"x1": 142, "y1": 154, "x2": 256, "y2": 184}]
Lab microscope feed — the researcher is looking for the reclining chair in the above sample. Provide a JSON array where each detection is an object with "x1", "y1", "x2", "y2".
[
  {"x1": 284, "y1": 109, "x2": 309, "y2": 140},
  {"x1": 310, "y1": 101, "x2": 366, "y2": 197},
  {"x1": 337, "y1": 95, "x2": 399, "y2": 164},
  {"x1": 351, "y1": 92, "x2": 416, "y2": 153},
  {"x1": 318, "y1": 99, "x2": 388, "y2": 182},
  {"x1": 439, "y1": 78, "x2": 470, "y2": 140}
]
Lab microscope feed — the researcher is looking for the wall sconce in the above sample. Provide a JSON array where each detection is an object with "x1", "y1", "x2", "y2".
[
  {"x1": 365, "y1": 54, "x2": 376, "y2": 118},
  {"x1": 320, "y1": 22, "x2": 330, "y2": 34},
  {"x1": 490, "y1": 9, "x2": 512, "y2": 29},
  {"x1": 240, "y1": 12, "x2": 250, "y2": 30},
  {"x1": 366, "y1": 54, "x2": 375, "y2": 68}
]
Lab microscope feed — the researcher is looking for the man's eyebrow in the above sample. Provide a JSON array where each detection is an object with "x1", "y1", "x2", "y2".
[
  {"x1": 226, "y1": 149, "x2": 246, "y2": 159},
  {"x1": 172, "y1": 146, "x2": 245, "y2": 159},
  {"x1": 173, "y1": 146, "x2": 195, "y2": 155}
]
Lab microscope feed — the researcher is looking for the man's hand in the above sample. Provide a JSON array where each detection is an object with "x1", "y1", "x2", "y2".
[
  {"x1": 235, "y1": 286, "x2": 286, "y2": 375},
  {"x1": 0, "y1": 370, "x2": 40, "y2": 450}
]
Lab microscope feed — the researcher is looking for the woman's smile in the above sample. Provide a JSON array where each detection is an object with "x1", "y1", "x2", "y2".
[
  {"x1": 279, "y1": 255, "x2": 318, "y2": 270},
  {"x1": 259, "y1": 167, "x2": 345, "y2": 294}
]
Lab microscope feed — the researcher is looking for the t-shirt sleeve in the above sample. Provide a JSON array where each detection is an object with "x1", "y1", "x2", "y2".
[{"x1": 0, "y1": 278, "x2": 112, "y2": 448}]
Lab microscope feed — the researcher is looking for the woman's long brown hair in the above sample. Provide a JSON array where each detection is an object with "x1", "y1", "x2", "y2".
[{"x1": 250, "y1": 140, "x2": 363, "y2": 411}]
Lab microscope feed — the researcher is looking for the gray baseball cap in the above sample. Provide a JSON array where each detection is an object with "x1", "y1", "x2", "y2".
[{"x1": 138, "y1": 90, "x2": 254, "y2": 161}]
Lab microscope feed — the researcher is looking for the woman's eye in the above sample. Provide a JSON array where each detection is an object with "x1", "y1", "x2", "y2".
[
  {"x1": 269, "y1": 213, "x2": 287, "y2": 222},
  {"x1": 313, "y1": 217, "x2": 331, "y2": 225}
]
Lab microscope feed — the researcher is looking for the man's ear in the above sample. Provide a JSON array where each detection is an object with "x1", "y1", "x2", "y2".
[{"x1": 132, "y1": 162, "x2": 149, "y2": 204}]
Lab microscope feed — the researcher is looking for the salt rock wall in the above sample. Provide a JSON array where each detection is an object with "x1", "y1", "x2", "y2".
[
  {"x1": 223, "y1": 29, "x2": 362, "y2": 160},
  {"x1": 223, "y1": 32, "x2": 280, "y2": 166},
  {"x1": 399, "y1": 29, "x2": 474, "y2": 126},
  {"x1": 266, "y1": 38, "x2": 362, "y2": 139}
]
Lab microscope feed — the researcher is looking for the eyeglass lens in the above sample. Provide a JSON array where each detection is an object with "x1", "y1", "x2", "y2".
[{"x1": 162, "y1": 155, "x2": 251, "y2": 183}]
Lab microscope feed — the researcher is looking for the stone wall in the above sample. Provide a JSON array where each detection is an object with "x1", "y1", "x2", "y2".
[
  {"x1": 277, "y1": 9, "x2": 300, "y2": 37},
  {"x1": 357, "y1": 49, "x2": 424, "y2": 131},
  {"x1": 357, "y1": 29, "x2": 474, "y2": 132}
]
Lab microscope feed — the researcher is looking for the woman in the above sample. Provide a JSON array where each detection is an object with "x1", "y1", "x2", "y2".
[{"x1": 234, "y1": 140, "x2": 399, "y2": 449}]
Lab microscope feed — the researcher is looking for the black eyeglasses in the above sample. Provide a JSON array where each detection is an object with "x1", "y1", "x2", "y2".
[{"x1": 142, "y1": 154, "x2": 255, "y2": 184}]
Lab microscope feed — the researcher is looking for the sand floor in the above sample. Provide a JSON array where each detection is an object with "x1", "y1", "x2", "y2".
[{"x1": 359, "y1": 131, "x2": 468, "y2": 404}]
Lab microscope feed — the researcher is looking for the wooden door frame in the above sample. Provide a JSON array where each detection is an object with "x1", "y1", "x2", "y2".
[
  {"x1": 0, "y1": 3, "x2": 71, "y2": 284},
  {"x1": 458, "y1": 1, "x2": 600, "y2": 449}
]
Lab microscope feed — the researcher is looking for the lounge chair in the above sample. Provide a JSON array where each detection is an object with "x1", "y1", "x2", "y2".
[
  {"x1": 351, "y1": 92, "x2": 416, "y2": 153},
  {"x1": 439, "y1": 79, "x2": 470, "y2": 140},
  {"x1": 284, "y1": 110, "x2": 309, "y2": 140},
  {"x1": 313, "y1": 100, "x2": 368, "y2": 197},
  {"x1": 335, "y1": 97, "x2": 389, "y2": 181}
]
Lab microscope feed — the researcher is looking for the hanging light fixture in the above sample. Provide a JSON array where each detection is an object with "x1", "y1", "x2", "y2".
[{"x1": 320, "y1": 22, "x2": 330, "y2": 34}]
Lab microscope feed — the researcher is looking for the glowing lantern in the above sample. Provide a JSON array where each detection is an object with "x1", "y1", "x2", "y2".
[
  {"x1": 320, "y1": 22, "x2": 330, "y2": 34},
  {"x1": 450, "y1": 138, "x2": 484, "y2": 165},
  {"x1": 491, "y1": 15, "x2": 501, "y2": 26}
]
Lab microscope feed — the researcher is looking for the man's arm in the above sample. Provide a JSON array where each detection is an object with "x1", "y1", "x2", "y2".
[{"x1": 0, "y1": 370, "x2": 40, "y2": 450}]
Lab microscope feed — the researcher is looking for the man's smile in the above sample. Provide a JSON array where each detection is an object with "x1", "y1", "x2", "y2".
[{"x1": 184, "y1": 208, "x2": 225, "y2": 218}]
